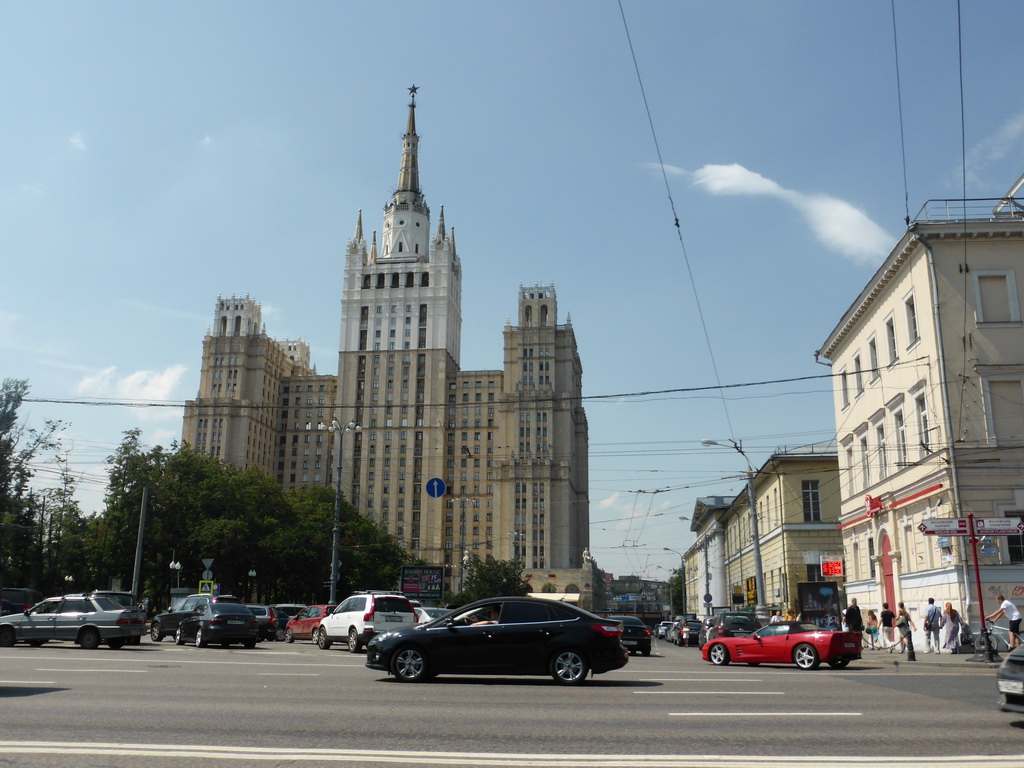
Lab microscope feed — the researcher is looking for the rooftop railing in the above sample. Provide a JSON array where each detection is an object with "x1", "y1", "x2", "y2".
[{"x1": 914, "y1": 197, "x2": 1024, "y2": 223}]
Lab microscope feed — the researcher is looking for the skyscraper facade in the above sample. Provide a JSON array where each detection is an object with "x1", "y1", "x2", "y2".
[{"x1": 183, "y1": 89, "x2": 589, "y2": 587}]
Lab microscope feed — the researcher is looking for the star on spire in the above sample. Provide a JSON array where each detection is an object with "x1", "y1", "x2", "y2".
[{"x1": 408, "y1": 84, "x2": 419, "y2": 100}]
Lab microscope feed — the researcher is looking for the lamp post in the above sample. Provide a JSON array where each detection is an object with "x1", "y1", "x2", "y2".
[
  {"x1": 329, "y1": 419, "x2": 361, "y2": 605},
  {"x1": 169, "y1": 554, "x2": 182, "y2": 588},
  {"x1": 663, "y1": 548, "x2": 687, "y2": 617},
  {"x1": 248, "y1": 569, "x2": 257, "y2": 602},
  {"x1": 701, "y1": 438, "x2": 765, "y2": 608}
]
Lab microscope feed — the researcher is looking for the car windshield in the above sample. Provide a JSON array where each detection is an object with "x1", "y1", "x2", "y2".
[
  {"x1": 92, "y1": 596, "x2": 124, "y2": 611},
  {"x1": 213, "y1": 603, "x2": 254, "y2": 616},
  {"x1": 247, "y1": 606, "x2": 269, "y2": 616},
  {"x1": 374, "y1": 597, "x2": 412, "y2": 613}
]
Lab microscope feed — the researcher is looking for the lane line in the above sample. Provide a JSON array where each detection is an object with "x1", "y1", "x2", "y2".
[
  {"x1": 0, "y1": 680, "x2": 55, "y2": 684},
  {"x1": 669, "y1": 712, "x2": 862, "y2": 717},
  {"x1": 35, "y1": 668, "x2": 145, "y2": 673},
  {"x1": 637, "y1": 691, "x2": 784, "y2": 695},
  {"x1": 0, "y1": 741, "x2": 1017, "y2": 767}
]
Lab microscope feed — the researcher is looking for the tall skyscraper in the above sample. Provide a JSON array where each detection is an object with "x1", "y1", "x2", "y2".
[{"x1": 183, "y1": 88, "x2": 589, "y2": 588}]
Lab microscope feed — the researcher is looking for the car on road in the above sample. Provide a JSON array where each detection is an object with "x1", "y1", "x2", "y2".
[
  {"x1": 283, "y1": 604, "x2": 333, "y2": 643},
  {"x1": 656, "y1": 620, "x2": 672, "y2": 639},
  {"x1": 2, "y1": 587, "x2": 41, "y2": 614},
  {"x1": 0, "y1": 593, "x2": 146, "y2": 649},
  {"x1": 246, "y1": 604, "x2": 277, "y2": 641},
  {"x1": 174, "y1": 601, "x2": 260, "y2": 648},
  {"x1": 366, "y1": 596, "x2": 629, "y2": 685},
  {"x1": 416, "y1": 606, "x2": 451, "y2": 623},
  {"x1": 607, "y1": 615, "x2": 651, "y2": 656},
  {"x1": 318, "y1": 592, "x2": 418, "y2": 653},
  {"x1": 149, "y1": 593, "x2": 243, "y2": 642},
  {"x1": 702, "y1": 621, "x2": 862, "y2": 669},
  {"x1": 699, "y1": 611, "x2": 763, "y2": 646},
  {"x1": 270, "y1": 603, "x2": 305, "y2": 639},
  {"x1": 997, "y1": 645, "x2": 1024, "y2": 713},
  {"x1": 675, "y1": 620, "x2": 702, "y2": 647}
]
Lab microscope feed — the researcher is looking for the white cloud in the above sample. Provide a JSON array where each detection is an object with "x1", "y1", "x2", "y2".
[
  {"x1": 75, "y1": 364, "x2": 188, "y2": 420},
  {"x1": 687, "y1": 163, "x2": 893, "y2": 264},
  {"x1": 962, "y1": 110, "x2": 1024, "y2": 191},
  {"x1": 69, "y1": 132, "x2": 86, "y2": 151}
]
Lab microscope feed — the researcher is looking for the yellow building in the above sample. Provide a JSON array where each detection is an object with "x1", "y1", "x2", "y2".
[
  {"x1": 817, "y1": 191, "x2": 1024, "y2": 631},
  {"x1": 684, "y1": 443, "x2": 841, "y2": 620}
]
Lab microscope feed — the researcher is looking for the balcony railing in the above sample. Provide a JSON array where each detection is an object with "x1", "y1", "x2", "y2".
[{"x1": 914, "y1": 197, "x2": 1024, "y2": 223}]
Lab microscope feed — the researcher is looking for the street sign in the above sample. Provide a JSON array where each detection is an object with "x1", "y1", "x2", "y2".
[
  {"x1": 198, "y1": 581, "x2": 213, "y2": 594},
  {"x1": 919, "y1": 517, "x2": 1024, "y2": 536},
  {"x1": 703, "y1": 593, "x2": 713, "y2": 604},
  {"x1": 426, "y1": 478, "x2": 447, "y2": 498},
  {"x1": 919, "y1": 518, "x2": 969, "y2": 535},
  {"x1": 976, "y1": 517, "x2": 1024, "y2": 535}
]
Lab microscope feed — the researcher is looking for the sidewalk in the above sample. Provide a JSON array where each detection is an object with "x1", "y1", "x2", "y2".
[{"x1": 860, "y1": 642, "x2": 1004, "y2": 668}]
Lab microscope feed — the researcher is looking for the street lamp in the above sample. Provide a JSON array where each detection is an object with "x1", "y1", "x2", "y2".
[
  {"x1": 328, "y1": 419, "x2": 361, "y2": 605},
  {"x1": 169, "y1": 556, "x2": 182, "y2": 588},
  {"x1": 701, "y1": 438, "x2": 765, "y2": 608},
  {"x1": 248, "y1": 569, "x2": 257, "y2": 602}
]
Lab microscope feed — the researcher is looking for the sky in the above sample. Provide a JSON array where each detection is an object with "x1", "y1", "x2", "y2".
[{"x1": 3, "y1": 2, "x2": 1023, "y2": 582}]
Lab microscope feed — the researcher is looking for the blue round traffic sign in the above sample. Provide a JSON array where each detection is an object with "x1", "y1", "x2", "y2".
[{"x1": 426, "y1": 478, "x2": 447, "y2": 498}]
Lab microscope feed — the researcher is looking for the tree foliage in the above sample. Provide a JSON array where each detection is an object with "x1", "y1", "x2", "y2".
[
  {"x1": 0, "y1": 378, "x2": 66, "y2": 591},
  {"x1": 448, "y1": 556, "x2": 530, "y2": 605}
]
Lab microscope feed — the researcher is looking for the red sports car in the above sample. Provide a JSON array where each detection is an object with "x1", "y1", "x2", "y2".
[{"x1": 702, "y1": 621, "x2": 861, "y2": 670}]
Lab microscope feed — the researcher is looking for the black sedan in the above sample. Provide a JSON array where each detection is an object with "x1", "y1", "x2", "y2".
[
  {"x1": 607, "y1": 615, "x2": 651, "y2": 656},
  {"x1": 174, "y1": 602, "x2": 259, "y2": 648},
  {"x1": 365, "y1": 596, "x2": 629, "y2": 685},
  {"x1": 998, "y1": 645, "x2": 1024, "y2": 713}
]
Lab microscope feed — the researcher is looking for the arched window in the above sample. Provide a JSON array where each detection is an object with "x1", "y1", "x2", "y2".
[
  {"x1": 421, "y1": 273, "x2": 429, "y2": 287},
  {"x1": 219, "y1": 317, "x2": 228, "y2": 336},
  {"x1": 391, "y1": 273, "x2": 400, "y2": 288},
  {"x1": 524, "y1": 306, "x2": 533, "y2": 326},
  {"x1": 541, "y1": 583, "x2": 557, "y2": 593},
  {"x1": 564, "y1": 584, "x2": 579, "y2": 593},
  {"x1": 233, "y1": 316, "x2": 242, "y2": 336},
  {"x1": 540, "y1": 305, "x2": 549, "y2": 325}
]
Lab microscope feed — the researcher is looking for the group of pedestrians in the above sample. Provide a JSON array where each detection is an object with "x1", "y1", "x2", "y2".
[{"x1": 844, "y1": 597, "x2": 972, "y2": 654}]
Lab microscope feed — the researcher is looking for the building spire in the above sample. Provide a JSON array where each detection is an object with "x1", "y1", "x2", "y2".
[
  {"x1": 354, "y1": 209, "x2": 363, "y2": 242},
  {"x1": 436, "y1": 204, "x2": 446, "y2": 241},
  {"x1": 396, "y1": 85, "x2": 421, "y2": 194}
]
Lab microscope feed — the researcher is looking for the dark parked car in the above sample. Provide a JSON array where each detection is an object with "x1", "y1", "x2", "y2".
[
  {"x1": 2, "y1": 587, "x2": 41, "y2": 614},
  {"x1": 608, "y1": 615, "x2": 651, "y2": 656},
  {"x1": 150, "y1": 593, "x2": 242, "y2": 641},
  {"x1": 174, "y1": 602, "x2": 259, "y2": 648},
  {"x1": 676, "y1": 620, "x2": 702, "y2": 647},
  {"x1": 283, "y1": 604, "x2": 333, "y2": 643},
  {"x1": 365, "y1": 596, "x2": 629, "y2": 685},
  {"x1": 700, "y1": 611, "x2": 763, "y2": 647},
  {"x1": 997, "y1": 645, "x2": 1024, "y2": 713},
  {"x1": 0, "y1": 594, "x2": 146, "y2": 649},
  {"x1": 246, "y1": 604, "x2": 277, "y2": 641}
]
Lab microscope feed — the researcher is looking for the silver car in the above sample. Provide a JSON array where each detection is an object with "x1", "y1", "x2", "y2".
[{"x1": 0, "y1": 594, "x2": 147, "y2": 649}]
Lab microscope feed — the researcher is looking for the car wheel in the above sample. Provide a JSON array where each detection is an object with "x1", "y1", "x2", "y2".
[
  {"x1": 793, "y1": 643, "x2": 820, "y2": 670},
  {"x1": 392, "y1": 646, "x2": 430, "y2": 682},
  {"x1": 550, "y1": 649, "x2": 590, "y2": 685},
  {"x1": 708, "y1": 643, "x2": 730, "y2": 666},
  {"x1": 0, "y1": 626, "x2": 16, "y2": 647},
  {"x1": 149, "y1": 622, "x2": 163, "y2": 642},
  {"x1": 317, "y1": 627, "x2": 332, "y2": 650},
  {"x1": 827, "y1": 658, "x2": 850, "y2": 669},
  {"x1": 107, "y1": 637, "x2": 125, "y2": 650},
  {"x1": 174, "y1": 628, "x2": 185, "y2": 645},
  {"x1": 28, "y1": 639, "x2": 47, "y2": 647},
  {"x1": 79, "y1": 628, "x2": 101, "y2": 650},
  {"x1": 347, "y1": 628, "x2": 363, "y2": 653},
  {"x1": 243, "y1": 639, "x2": 257, "y2": 649},
  {"x1": 284, "y1": 628, "x2": 294, "y2": 643},
  {"x1": 195, "y1": 627, "x2": 207, "y2": 648},
  {"x1": 641, "y1": 649, "x2": 651, "y2": 657},
  {"x1": 275, "y1": 628, "x2": 286, "y2": 641}
]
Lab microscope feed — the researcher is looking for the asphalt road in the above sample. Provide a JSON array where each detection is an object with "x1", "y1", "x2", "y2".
[{"x1": 0, "y1": 636, "x2": 1021, "y2": 767}]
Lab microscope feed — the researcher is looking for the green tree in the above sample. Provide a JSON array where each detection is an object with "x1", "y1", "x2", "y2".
[
  {"x1": 449, "y1": 556, "x2": 530, "y2": 605},
  {"x1": 0, "y1": 378, "x2": 64, "y2": 590}
]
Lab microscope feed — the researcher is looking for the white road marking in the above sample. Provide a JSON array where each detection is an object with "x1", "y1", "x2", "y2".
[
  {"x1": 0, "y1": 741, "x2": 1016, "y2": 767},
  {"x1": 669, "y1": 712, "x2": 862, "y2": 717},
  {"x1": 0, "y1": 680, "x2": 55, "y2": 684},
  {"x1": 35, "y1": 668, "x2": 146, "y2": 673},
  {"x1": 638, "y1": 691, "x2": 784, "y2": 695}
]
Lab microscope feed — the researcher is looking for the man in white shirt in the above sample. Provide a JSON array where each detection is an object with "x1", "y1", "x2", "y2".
[{"x1": 986, "y1": 593, "x2": 1022, "y2": 649}]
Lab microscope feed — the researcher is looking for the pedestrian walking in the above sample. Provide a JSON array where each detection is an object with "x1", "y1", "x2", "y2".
[
  {"x1": 865, "y1": 609, "x2": 879, "y2": 649},
  {"x1": 986, "y1": 594, "x2": 1022, "y2": 649},
  {"x1": 894, "y1": 602, "x2": 916, "y2": 653},
  {"x1": 940, "y1": 601, "x2": 961, "y2": 654},
  {"x1": 924, "y1": 597, "x2": 942, "y2": 653},
  {"x1": 880, "y1": 602, "x2": 895, "y2": 649},
  {"x1": 845, "y1": 598, "x2": 863, "y2": 637}
]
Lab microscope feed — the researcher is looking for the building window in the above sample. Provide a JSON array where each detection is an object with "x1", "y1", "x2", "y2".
[
  {"x1": 802, "y1": 480, "x2": 821, "y2": 522},
  {"x1": 876, "y1": 423, "x2": 887, "y2": 479},
  {"x1": 860, "y1": 435, "x2": 871, "y2": 490},
  {"x1": 853, "y1": 354, "x2": 863, "y2": 396},
  {"x1": 867, "y1": 337, "x2": 879, "y2": 381},
  {"x1": 1007, "y1": 514, "x2": 1024, "y2": 564},
  {"x1": 894, "y1": 409, "x2": 908, "y2": 466},
  {"x1": 916, "y1": 395, "x2": 930, "y2": 453},
  {"x1": 905, "y1": 295, "x2": 919, "y2": 345},
  {"x1": 840, "y1": 369, "x2": 849, "y2": 409},
  {"x1": 973, "y1": 270, "x2": 1020, "y2": 324},
  {"x1": 885, "y1": 315, "x2": 898, "y2": 364},
  {"x1": 985, "y1": 379, "x2": 1024, "y2": 446}
]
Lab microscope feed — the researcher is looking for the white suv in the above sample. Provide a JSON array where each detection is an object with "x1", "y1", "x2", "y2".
[{"x1": 317, "y1": 592, "x2": 417, "y2": 653}]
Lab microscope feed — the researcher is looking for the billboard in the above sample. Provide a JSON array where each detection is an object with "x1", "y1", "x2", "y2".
[
  {"x1": 401, "y1": 566, "x2": 444, "y2": 601},
  {"x1": 796, "y1": 581, "x2": 841, "y2": 629}
]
